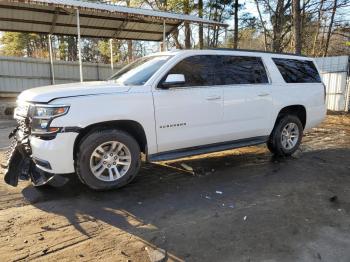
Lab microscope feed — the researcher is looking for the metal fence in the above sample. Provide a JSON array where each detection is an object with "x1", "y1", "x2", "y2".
[
  {"x1": 0, "y1": 56, "x2": 121, "y2": 95},
  {"x1": 315, "y1": 56, "x2": 350, "y2": 112}
]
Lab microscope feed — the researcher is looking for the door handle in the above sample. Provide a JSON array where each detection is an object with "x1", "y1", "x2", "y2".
[
  {"x1": 206, "y1": 95, "x2": 221, "y2": 101},
  {"x1": 258, "y1": 93, "x2": 269, "y2": 97}
]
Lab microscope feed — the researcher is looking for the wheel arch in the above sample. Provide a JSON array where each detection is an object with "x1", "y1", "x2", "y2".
[
  {"x1": 73, "y1": 120, "x2": 148, "y2": 160},
  {"x1": 275, "y1": 105, "x2": 307, "y2": 129}
]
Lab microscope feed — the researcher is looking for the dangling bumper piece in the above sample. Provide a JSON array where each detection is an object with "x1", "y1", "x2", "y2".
[{"x1": 2, "y1": 126, "x2": 56, "y2": 187}]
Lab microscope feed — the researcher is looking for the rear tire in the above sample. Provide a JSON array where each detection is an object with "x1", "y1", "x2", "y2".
[
  {"x1": 76, "y1": 129, "x2": 141, "y2": 191},
  {"x1": 267, "y1": 115, "x2": 303, "y2": 156}
]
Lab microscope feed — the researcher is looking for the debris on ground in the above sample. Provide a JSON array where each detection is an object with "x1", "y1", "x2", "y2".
[
  {"x1": 145, "y1": 246, "x2": 166, "y2": 262},
  {"x1": 216, "y1": 191, "x2": 223, "y2": 194},
  {"x1": 180, "y1": 163, "x2": 193, "y2": 172},
  {"x1": 205, "y1": 195, "x2": 211, "y2": 200},
  {"x1": 41, "y1": 225, "x2": 53, "y2": 231},
  {"x1": 121, "y1": 251, "x2": 130, "y2": 257},
  {"x1": 329, "y1": 195, "x2": 338, "y2": 203}
]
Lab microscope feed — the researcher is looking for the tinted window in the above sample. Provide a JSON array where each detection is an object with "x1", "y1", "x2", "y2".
[
  {"x1": 272, "y1": 58, "x2": 321, "y2": 83},
  {"x1": 216, "y1": 56, "x2": 268, "y2": 85},
  {"x1": 164, "y1": 55, "x2": 215, "y2": 87}
]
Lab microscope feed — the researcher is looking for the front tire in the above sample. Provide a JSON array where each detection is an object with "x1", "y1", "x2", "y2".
[
  {"x1": 267, "y1": 115, "x2": 303, "y2": 156},
  {"x1": 76, "y1": 129, "x2": 141, "y2": 191}
]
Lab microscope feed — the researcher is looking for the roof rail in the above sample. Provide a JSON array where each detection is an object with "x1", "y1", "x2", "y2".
[{"x1": 207, "y1": 48, "x2": 307, "y2": 57}]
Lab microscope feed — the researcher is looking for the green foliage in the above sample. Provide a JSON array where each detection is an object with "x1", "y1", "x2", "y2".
[
  {"x1": 0, "y1": 32, "x2": 26, "y2": 56},
  {"x1": 0, "y1": 32, "x2": 48, "y2": 57}
]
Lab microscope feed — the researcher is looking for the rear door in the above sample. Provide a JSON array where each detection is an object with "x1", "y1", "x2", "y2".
[
  {"x1": 152, "y1": 55, "x2": 224, "y2": 152},
  {"x1": 217, "y1": 55, "x2": 273, "y2": 140}
]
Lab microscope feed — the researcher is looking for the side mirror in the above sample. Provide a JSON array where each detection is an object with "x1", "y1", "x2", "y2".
[{"x1": 160, "y1": 74, "x2": 185, "y2": 89}]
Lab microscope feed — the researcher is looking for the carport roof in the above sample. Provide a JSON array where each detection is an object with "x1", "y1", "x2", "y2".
[{"x1": 0, "y1": 0, "x2": 228, "y2": 41}]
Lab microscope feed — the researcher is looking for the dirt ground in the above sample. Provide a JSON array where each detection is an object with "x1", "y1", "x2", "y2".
[{"x1": 0, "y1": 114, "x2": 349, "y2": 262}]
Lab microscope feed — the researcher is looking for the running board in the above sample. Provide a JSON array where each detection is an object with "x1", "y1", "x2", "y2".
[{"x1": 148, "y1": 136, "x2": 269, "y2": 162}]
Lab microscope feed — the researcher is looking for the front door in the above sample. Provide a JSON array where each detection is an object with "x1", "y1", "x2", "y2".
[{"x1": 152, "y1": 55, "x2": 224, "y2": 152}]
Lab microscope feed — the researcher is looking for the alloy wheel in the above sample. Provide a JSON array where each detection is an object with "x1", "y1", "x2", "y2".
[
  {"x1": 89, "y1": 141, "x2": 132, "y2": 182},
  {"x1": 281, "y1": 122, "x2": 299, "y2": 150}
]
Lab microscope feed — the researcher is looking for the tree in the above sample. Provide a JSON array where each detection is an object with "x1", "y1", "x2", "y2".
[
  {"x1": 0, "y1": 32, "x2": 48, "y2": 58},
  {"x1": 206, "y1": 0, "x2": 232, "y2": 47},
  {"x1": 198, "y1": 0, "x2": 204, "y2": 49},
  {"x1": 254, "y1": 0, "x2": 268, "y2": 50},
  {"x1": 311, "y1": 0, "x2": 325, "y2": 56},
  {"x1": 0, "y1": 32, "x2": 28, "y2": 57},
  {"x1": 292, "y1": 0, "x2": 302, "y2": 54},
  {"x1": 323, "y1": 0, "x2": 338, "y2": 56},
  {"x1": 233, "y1": 0, "x2": 239, "y2": 48},
  {"x1": 255, "y1": 0, "x2": 293, "y2": 53},
  {"x1": 184, "y1": 0, "x2": 191, "y2": 49}
]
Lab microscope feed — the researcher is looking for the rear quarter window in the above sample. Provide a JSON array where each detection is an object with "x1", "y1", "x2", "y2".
[{"x1": 272, "y1": 58, "x2": 321, "y2": 83}]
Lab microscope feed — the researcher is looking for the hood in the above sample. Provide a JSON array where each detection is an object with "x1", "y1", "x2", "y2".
[{"x1": 17, "y1": 81, "x2": 131, "y2": 103}]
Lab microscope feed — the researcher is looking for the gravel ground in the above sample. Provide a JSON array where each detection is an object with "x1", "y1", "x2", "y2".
[
  {"x1": 0, "y1": 120, "x2": 15, "y2": 150},
  {"x1": 0, "y1": 114, "x2": 349, "y2": 262}
]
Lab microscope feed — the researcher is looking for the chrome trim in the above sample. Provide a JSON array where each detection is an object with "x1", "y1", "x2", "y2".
[{"x1": 30, "y1": 128, "x2": 61, "y2": 136}]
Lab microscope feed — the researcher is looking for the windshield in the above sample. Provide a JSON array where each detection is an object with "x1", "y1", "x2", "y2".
[{"x1": 109, "y1": 55, "x2": 171, "y2": 86}]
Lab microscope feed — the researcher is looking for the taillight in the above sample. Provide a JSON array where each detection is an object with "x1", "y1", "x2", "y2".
[{"x1": 322, "y1": 82, "x2": 326, "y2": 104}]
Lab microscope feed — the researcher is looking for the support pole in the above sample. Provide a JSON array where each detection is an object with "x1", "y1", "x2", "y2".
[
  {"x1": 163, "y1": 20, "x2": 166, "y2": 52},
  {"x1": 76, "y1": 8, "x2": 83, "y2": 82},
  {"x1": 48, "y1": 34, "x2": 55, "y2": 85},
  {"x1": 109, "y1": 39, "x2": 114, "y2": 72}
]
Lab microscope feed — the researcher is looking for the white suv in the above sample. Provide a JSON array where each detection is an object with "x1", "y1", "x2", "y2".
[{"x1": 4, "y1": 49, "x2": 326, "y2": 190}]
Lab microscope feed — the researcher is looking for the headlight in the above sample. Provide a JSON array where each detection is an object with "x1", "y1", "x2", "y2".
[
  {"x1": 29, "y1": 105, "x2": 69, "y2": 134},
  {"x1": 33, "y1": 106, "x2": 69, "y2": 118}
]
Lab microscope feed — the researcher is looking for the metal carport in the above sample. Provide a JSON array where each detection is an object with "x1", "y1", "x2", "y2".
[{"x1": 0, "y1": 0, "x2": 227, "y2": 83}]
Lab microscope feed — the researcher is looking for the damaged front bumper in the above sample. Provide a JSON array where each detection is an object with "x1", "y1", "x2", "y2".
[{"x1": 2, "y1": 125, "x2": 57, "y2": 187}]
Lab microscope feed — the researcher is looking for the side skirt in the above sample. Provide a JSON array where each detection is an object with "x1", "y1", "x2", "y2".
[{"x1": 148, "y1": 136, "x2": 269, "y2": 162}]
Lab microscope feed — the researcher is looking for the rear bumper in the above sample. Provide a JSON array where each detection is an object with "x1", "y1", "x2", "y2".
[
  {"x1": 30, "y1": 133, "x2": 78, "y2": 174},
  {"x1": 305, "y1": 105, "x2": 327, "y2": 131}
]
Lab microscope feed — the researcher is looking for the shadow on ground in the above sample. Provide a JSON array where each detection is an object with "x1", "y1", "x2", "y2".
[{"x1": 21, "y1": 147, "x2": 350, "y2": 261}]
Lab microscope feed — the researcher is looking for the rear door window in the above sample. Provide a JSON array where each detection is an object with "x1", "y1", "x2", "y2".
[
  {"x1": 215, "y1": 56, "x2": 269, "y2": 85},
  {"x1": 272, "y1": 58, "x2": 321, "y2": 83}
]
